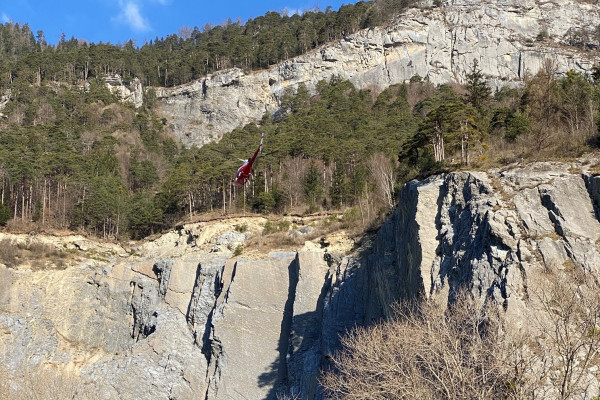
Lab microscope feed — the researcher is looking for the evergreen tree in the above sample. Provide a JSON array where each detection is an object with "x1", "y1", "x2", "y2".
[
  {"x1": 303, "y1": 163, "x2": 323, "y2": 211},
  {"x1": 465, "y1": 59, "x2": 492, "y2": 114},
  {"x1": 0, "y1": 202, "x2": 10, "y2": 226},
  {"x1": 330, "y1": 163, "x2": 349, "y2": 208}
]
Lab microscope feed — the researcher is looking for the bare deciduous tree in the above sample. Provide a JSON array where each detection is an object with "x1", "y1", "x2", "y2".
[
  {"x1": 366, "y1": 153, "x2": 396, "y2": 210},
  {"x1": 531, "y1": 271, "x2": 600, "y2": 400},
  {"x1": 278, "y1": 156, "x2": 310, "y2": 211},
  {"x1": 321, "y1": 293, "x2": 520, "y2": 400},
  {"x1": 321, "y1": 271, "x2": 600, "y2": 400}
]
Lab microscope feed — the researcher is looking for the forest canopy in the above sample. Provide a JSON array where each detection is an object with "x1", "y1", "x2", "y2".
[
  {"x1": 1, "y1": 61, "x2": 600, "y2": 239},
  {"x1": 0, "y1": 0, "x2": 418, "y2": 88},
  {"x1": 0, "y1": 1, "x2": 599, "y2": 240}
]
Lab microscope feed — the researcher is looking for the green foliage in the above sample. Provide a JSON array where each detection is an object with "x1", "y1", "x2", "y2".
[
  {"x1": 233, "y1": 244, "x2": 244, "y2": 256},
  {"x1": 303, "y1": 163, "x2": 324, "y2": 211},
  {"x1": 263, "y1": 220, "x2": 290, "y2": 235},
  {"x1": 341, "y1": 207, "x2": 361, "y2": 226},
  {"x1": 2, "y1": 25, "x2": 600, "y2": 242},
  {"x1": 130, "y1": 159, "x2": 159, "y2": 191},
  {"x1": 330, "y1": 164, "x2": 350, "y2": 208},
  {"x1": 253, "y1": 191, "x2": 277, "y2": 214},
  {"x1": 71, "y1": 174, "x2": 127, "y2": 238},
  {"x1": 465, "y1": 59, "x2": 492, "y2": 113},
  {"x1": 127, "y1": 191, "x2": 164, "y2": 239},
  {"x1": 0, "y1": 1, "x2": 419, "y2": 90},
  {"x1": 504, "y1": 111, "x2": 531, "y2": 142},
  {"x1": 234, "y1": 223, "x2": 248, "y2": 233},
  {"x1": 0, "y1": 203, "x2": 10, "y2": 226}
]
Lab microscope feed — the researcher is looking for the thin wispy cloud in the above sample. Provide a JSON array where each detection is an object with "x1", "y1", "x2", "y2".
[
  {"x1": 1, "y1": 13, "x2": 10, "y2": 23},
  {"x1": 113, "y1": 1, "x2": 151, "y2": 32}
]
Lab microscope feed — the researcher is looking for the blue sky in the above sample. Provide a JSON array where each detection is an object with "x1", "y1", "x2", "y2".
[{"x1": 1, "y1": 0, "x2": 358, "y2": 46}]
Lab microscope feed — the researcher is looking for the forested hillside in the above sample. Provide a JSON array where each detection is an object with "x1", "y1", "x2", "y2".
[
  {"x1": 1, "y1": 1, "x2": 600, "y2": 241},
  {"x1": 2, "y1": 62, "x2": 599, "y2": 239},
  {"x1": 0, "y1": 0, "x2": 415, "y2": 88}
]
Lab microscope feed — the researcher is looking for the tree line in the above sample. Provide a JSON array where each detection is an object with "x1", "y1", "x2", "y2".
[{"x1": 0, "y1": 0, "x2": 419, "y2": 90}]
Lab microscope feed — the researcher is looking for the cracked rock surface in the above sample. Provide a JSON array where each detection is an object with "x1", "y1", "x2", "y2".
[
  {"x1": 2, "y1": 158, "x2": 600, "y2": 398},
  {"x1": 152, "y1": 0, "x2": 600, "y2": 147}
]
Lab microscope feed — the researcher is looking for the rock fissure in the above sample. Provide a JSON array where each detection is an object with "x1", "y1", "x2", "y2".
[{"x1": 4, "y1": 161, "x2": 600, "y2": 398}]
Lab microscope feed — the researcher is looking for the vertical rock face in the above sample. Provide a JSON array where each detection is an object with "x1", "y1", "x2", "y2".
[
  {"x1": 205, "y1": 252, "x2": 296, "y2": 400},
  {"x1": 104, "y1": 75, "x2": 144, "y2": 108},
  {"x1": 2, "y1": 159, "x2": 600, "y2": 398},
  {"x1": 364, "y1": 160, "x2": 600, "y2": 315},
  {"x1": 154, "y1": 0, "x2": 600, "y2": 147}
]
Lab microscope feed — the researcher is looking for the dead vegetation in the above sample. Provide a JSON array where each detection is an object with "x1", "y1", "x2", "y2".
[
  {"x1": 242, "y1": 210, "x2": 369, "y2": 255},
  {"x1": 0, "y1": 238, "x2": 69, "y2": 270},
  {"x1": 321, "y1": 270, "x2": 600, "y2": 400}
]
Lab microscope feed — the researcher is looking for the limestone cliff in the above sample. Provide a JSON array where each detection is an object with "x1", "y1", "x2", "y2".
[
  {"x1": 153, "y1": 0, "x2": 600, "y2": 147},
  {"x1": 2, "y1": 158, "x2": 600, "y2": 398}
]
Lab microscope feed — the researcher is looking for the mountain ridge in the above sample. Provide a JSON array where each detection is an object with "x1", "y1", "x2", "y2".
[{"x1": 151, "y1": 0, "x2": 600, "y2": 147}]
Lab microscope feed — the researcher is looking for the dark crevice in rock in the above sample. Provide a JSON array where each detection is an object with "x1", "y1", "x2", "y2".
[
  {"x1": 186, "y1": 230, "x2": 199, "y2": 246},
  {"x1": 186, "y1": 263, "x2": 204, "y2": 331},
  {"x1": 435, "y1": 173, "x2": 517, "y2": 306},
  {"x1": 515, "y1": 240, "x2": 530, "y2": 298},
  {"x1": 434, "y1": 176, "x2": 450, "y2": 295},
  {"x1": 201, "y1": 261, "x2": 235, "y2": 397},
  {"x1": 185, "y1": 261, "x2": 227, "y2": 367},
  {"x1": 200, "y1": 271, "x2": 224, "y2": 360},
  {"x1": 223, "y1": 261, "x2": 237, "y2": 305},
  {"x1": 263, "y1": 255, "x2": 299, "y2": 398},
  {"x1": 582, "y1": 174, "x2": 600, "y2": 222},
  {"x1": 153, "y1": 259, "x2": 173, "y2": 298},
  {"x1": 130, "y1": 280, "x2": 159, "y2": 341},
  {"x1": 286, "y1": 258, "x2": 333, "y2": 399}
]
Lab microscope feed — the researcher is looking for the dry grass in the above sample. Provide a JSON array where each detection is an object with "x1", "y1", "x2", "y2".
[
  {"x1": 242, "y1": 210, "x2": 365, "y2": 254},
  {"x1": 0, "y1": 238, "x2": 69, "y2": 270},
  {"x1": 589, "y1": 162, "x2": 600, "y2": 176},
  {"x1": 463, "y1": 125, "x2": 591, "y2": 175}
]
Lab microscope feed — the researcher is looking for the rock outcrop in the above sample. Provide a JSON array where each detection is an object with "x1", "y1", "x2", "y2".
[
  {"x1": 154, "y1": 0, "x2": 600, "y2": 147},
  {"x1": 105, "y1": 74, "x2": 144, "y2": 109},
  {"x1": 2, "y1": 158, "x2": 600, "y2": 398}
]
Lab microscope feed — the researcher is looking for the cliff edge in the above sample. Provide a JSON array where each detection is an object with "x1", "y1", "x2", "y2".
[
  {"x1": 2, "y1": 157, "x2": 600, "y2": 398},
  {"x1": 154, "y1": 0, "x2": 600, "y2": 147}
]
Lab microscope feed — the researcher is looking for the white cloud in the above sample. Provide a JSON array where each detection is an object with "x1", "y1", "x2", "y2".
[
  {"x1": 1, "y1": 13, "x2": 10, "y2": 23},
  {"x1": 113, "y1": 1, "x2": 151, "y2": 32}
]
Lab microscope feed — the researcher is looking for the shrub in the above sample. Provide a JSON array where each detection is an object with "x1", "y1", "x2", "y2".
[
  {"x1": 321, "y1": 293, "x2": 517, "y2": 399},
  {"x1": 321, "y1": 273, "x2": 600, "y2": 400},
  {"x1": 234, "y1": 223, "x2": 248, "y2": 233},
  {"x1": 233, "y1": 244, "x2": 243, "y2": 256},
  {"x1": 263, "y1": 220, "x2": 290, "y2": 235}
]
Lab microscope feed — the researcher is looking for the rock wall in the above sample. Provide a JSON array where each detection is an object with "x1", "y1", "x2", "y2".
[
  {"x1": 154, "y1": 0, "x2": 600, "y2": 147},
  {"x1": 2, "y1": 159, "x2": 600, "y2": 398},
  {"x1": 104, "y1": 75, "x2": 144, "y2": 109}
]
